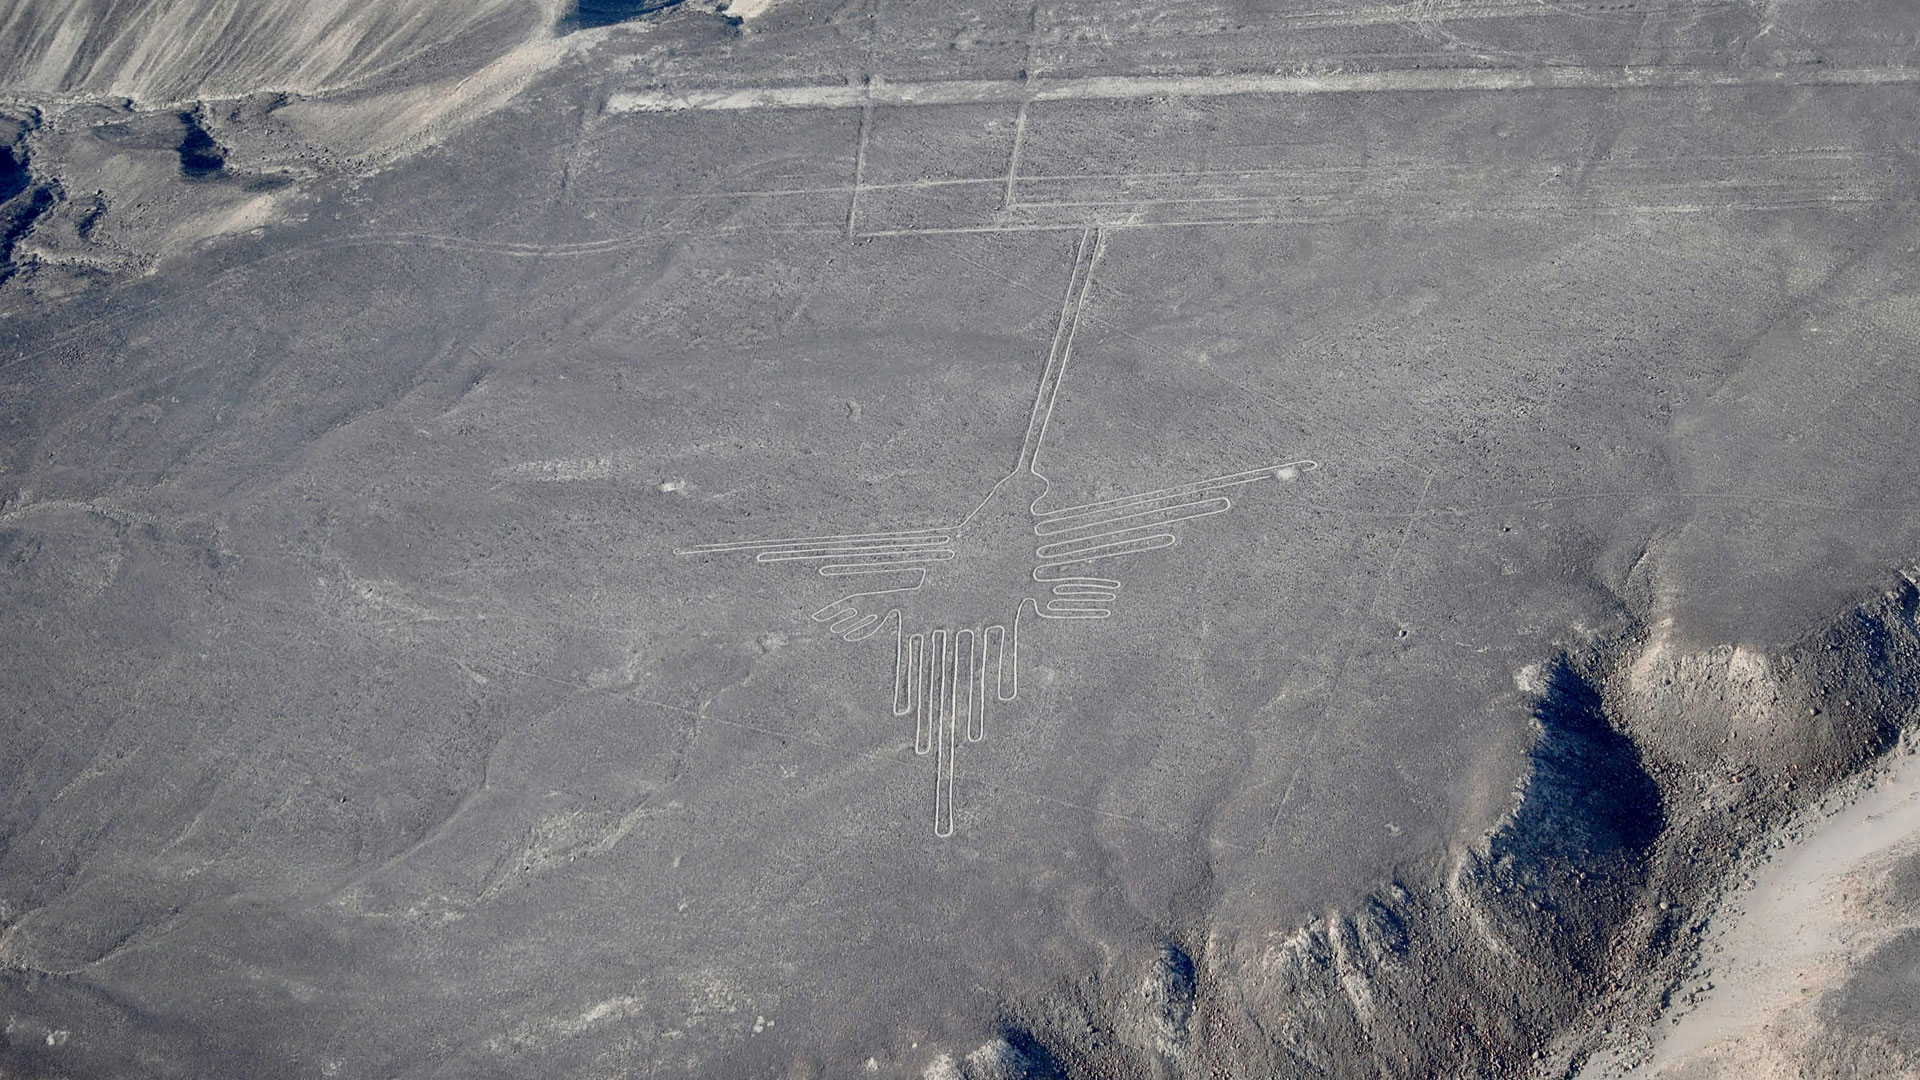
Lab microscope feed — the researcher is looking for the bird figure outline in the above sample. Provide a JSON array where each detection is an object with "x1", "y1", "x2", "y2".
[{"x1": 677, "y1": 229, "x2": 1318, "y2": 836}]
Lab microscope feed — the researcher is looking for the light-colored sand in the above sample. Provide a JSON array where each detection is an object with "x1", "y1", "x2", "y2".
[
  {"x1": 1584, "y1": 732, "x2": 1920, "y2": 1079},
  {"x1": 722, "y1": 0, "x2": 781, "y2": 19},
  {"x1": 275, "y1": 33, "x2": 574, "y2": 164}
]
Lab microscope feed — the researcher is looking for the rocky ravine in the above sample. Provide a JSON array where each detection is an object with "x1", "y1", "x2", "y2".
[{"x1": 906, "y1": 571, "x2": 1920, "y2": 1080}]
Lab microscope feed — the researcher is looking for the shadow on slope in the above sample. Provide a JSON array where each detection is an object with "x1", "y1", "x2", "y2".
[
  {"x1": 176, "y1": 110, "x2": 226, "y2": 180},
  {"x1": 989, "y1": 574, "x2": 1920, "y2": 1078},
  {"x1": 565, "y1": 0, "x2": 686, "y2": 30},
  {"x1": 0, "y1": 113, "x2": 54, "y2": 288},
  {"x1": 1458, "y1": 659, "x2": 1665, "y2": 977}
]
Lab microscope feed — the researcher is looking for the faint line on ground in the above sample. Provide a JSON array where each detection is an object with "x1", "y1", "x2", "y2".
[
  {"x1": 848, "y1": 200, "x2": 1884, "y2": 238},
  {"x1": 986, "y1": 780, "x2": 1260, "y2": 852},
  {"x1": 1258, "y1": 471, "x2": 1435, "y2": 857}
]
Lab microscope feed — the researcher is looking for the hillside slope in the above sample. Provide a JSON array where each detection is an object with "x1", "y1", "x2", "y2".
[{"x1": 0, "y1": 0, "x2": 558, "y2": 105}]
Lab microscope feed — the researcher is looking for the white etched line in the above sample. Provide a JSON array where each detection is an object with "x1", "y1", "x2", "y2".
[
  {"x1": 1044, "y1": 574, "x2": 1123, "y2": 587},
  {"x1": 1010, "y1": 225, "x2": 1104, "y2": 484},
  {"x1": 1036, "y1": 503, "x2": 1227, "y2": 555},
  {"x1": 942, "y1": 626, "x2": 959, "y2": 748},
  {"x1": 617, "y1": 150, "x2": 1874, "y2": 203},
  {"x1": 931, "y1": 628, "x2": 950, "y2": 721},
  {"x1": 758, "y1": 550, "x2": 952, "y2": 564},
  {"x1": 811, "y1": 570, "x2": 925, "y2": 624},
  {"x1": 949, "y1": 627, "x2": 962, "y2": 732},
  {"x1": 675, "y1": 527, "x2": 948, "y2": 555},
  {"x1": 984, "y1": 623, "x2": 1011, "y2": 705},
  {"x1": 959, "y1": 628, "x2": 985, "y2": 743},
  {"x1": 931, "y1": 627, "x2": 956, "y2": 837},
  {"x1": 615, "y1": 177, "x2": 1000, "y2": 202},
  {"x1": 849, "y1": 91, "x2": 873, "y2": 238},
  {"x1": 893, "y1": 616, "x2": 915, "y2": 717},
  {"x1": 974, "y1": 630, "x2": 992, "y2": 742},
  {"x1": 608, "y1": 65, "x2": 1920, "y2": 113},
  {"x1": 850, "y1": 196, "x2": 1889, "y2": 237},
  {"x1": 1033, "y1": 496, "x2": 1233, "y2": 535},
  {"x1": 929, "y1": 628, "x2": 950, "y2": 763},
  {"x1": 1016, "y1": 228, "x2": 1101, "y2": 474},
  {"x1": 849, "y1": 608, "x2": 896, "y2": 643},
  {"x1": 1033, "y1": 519, "x2": 1223, "y2": 560},
  {"x1": 934, "y1": 630, "x2": 958, "y2": 838},
  {"x1": 1035, "y1": 532, "x2": 1178, "y2": 567},
  {"x1": 1044, "y1": 598, "x2": 1114, "y2": 614},
  {"x1": 1006, "y1": 176, "x2": 1876, "y2": 210},
  {"x1": 1034, "y1": 229, "x2": 1107, "y2": 470},
  {"x1": 607, "y1": 150, "x2": 1873, "y2": 205},
  {"x1": 1003, "y1": 605, "x2": 1032, "y2": 701},
  {"x1": 1264, "y1": 0, "x2": 1722, "y2": 29},
  {"x1": 1031, "y1": 570, "x2": 1122, "y2": 589},
  {"x1": 847, "y1": 0, "x2": 880, "y2": 238},
  {"x1": 747, "y1": 535, "x2": 954, "y2": 550},
  {"x1": 954, "y1": 628, "x2": 979, "y2": 744},
  {"x1": 818, "y1": 556, "x2": 954, "y2": 575},
  {"x1": 911, "y1": 631, "x2": 932, "y2": 754},
  {"x1": 1036, "y1": 461, "x2": 1319, "y2": 520},
  {"x1": 1036, "y1": 529, "x2": 1182, "y2": 561},
  {"x1": 1016, "y1": 155, "x2": 1867, "y2": 186},
  {"x1": 1032, "y1": 496, "x2": 1232, "y2": 540},
  {"x1": 1003, "y1": 0, "x2": 1039, "y2": 214},
  {"x1": 746, "y1": 537, "x2": 952, "y2": 554},
  {"x1": 1004, "y1": 100, "x2": 1030, "y2": 210},
  {"x1": 756, "y1": 544, "x2": 952, "y2": 562}
]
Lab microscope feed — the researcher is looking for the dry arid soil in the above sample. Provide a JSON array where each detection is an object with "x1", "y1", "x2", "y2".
[{"x1": 3, "y1": 2, "x2": 1920, "y2": 1078}]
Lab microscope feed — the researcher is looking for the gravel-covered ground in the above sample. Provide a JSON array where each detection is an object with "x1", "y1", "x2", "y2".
[{"x1": 3, "y1": 2, "x2": 1920, "y2": 1077}]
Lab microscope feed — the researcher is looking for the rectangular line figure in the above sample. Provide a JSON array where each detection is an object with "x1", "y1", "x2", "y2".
[
  {"x1": 934, "y1": 627, "x2": 958, "y2": 838},
  {"x1": 953, "y1": 627, "x2": 982, "y2": 743}
]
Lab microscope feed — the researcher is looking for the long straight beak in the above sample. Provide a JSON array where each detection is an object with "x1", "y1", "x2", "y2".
[{"x1": 1015, "y1": 227, "x2": 1104, "y2": 476}]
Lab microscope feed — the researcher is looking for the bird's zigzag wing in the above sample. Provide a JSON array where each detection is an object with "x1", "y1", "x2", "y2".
[
  {"x1": 1026, "y1": 459, "x2": 1318, "y2": 616},
  {"x1": 1028, "y1": 574, "x2": 1124, "y2": 619},
  {"x1": 1035, "y1": 461, "x2": 1312, "y2": 518},
  {"x1": 679, "y1": 527, "x2": 949, "y2": 645},
  {"x1": 674, "y1": 525, "x2": 955, "y2": 575}
]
